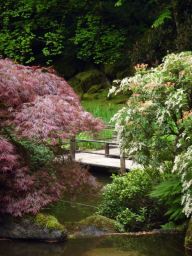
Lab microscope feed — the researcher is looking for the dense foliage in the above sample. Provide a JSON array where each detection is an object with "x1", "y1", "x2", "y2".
[
  {"x1": 0, "y1": 59, "x2": 103, "y2": 216},
  {"x1": 1, "y1": 0, "x2": 191, "y2": 76},
  {"x1": 98, "y1": 169, "x2": 164, "y2": 231},
  {"x1": 0, "y1": 0, "x2": 130, "y2": 65},
  {"x1": 111, "y1": 52, "x2": 192, "y2": 218},
  {"x1": 74, "y1": 14, "x2": 126, "y2": 64},
  {"x1": 0, "y1": 137, "x2": 60, "y2": 216}
]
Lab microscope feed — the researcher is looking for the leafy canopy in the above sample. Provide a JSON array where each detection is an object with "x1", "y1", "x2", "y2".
[{"x1": 74, "y1": 14, "x2": 126, "y2": 64}]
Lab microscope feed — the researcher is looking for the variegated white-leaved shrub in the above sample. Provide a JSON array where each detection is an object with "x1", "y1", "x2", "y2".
[{"x1": 110, "y1": 52, "x2": 192, "y2": 217}]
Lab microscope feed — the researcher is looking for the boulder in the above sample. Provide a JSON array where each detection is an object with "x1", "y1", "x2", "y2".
[
  {"x1": 0, "y1": 214, "x2": 67, "y2": 242},
  {"x1": 72, "y1": 214, "x2": 117, "y2": 237},
  {"x1": 185, "y1": 218, "x2": 192, "y2": 251},
  {"x1": 87, "y1": 84, "x2": 102, "y2": 94},
  {"x1": 81, "y1": 93, "x2": 96, "y2": 101},
  {"x1": 68, "y1": 69, "x2": 110, "y2": 94}
]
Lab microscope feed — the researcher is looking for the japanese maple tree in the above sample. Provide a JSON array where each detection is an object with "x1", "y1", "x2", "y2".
[{"x1": 0, "y1": 59, "x2": 104, "y2": 216}]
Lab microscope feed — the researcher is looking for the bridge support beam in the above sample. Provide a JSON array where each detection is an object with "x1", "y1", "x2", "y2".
[
  {"x1": 70, "y1": 136, "x2": 76, "y2": 160},
  {"x1": 120, "y1": 153, "x2": 126, "y2": 174},
  {"x1": 105, "y1": 143, "x2": 110, "y2": 157}
]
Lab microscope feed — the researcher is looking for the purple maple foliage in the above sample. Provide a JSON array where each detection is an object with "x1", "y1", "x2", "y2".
[{"x1": 0, "y1": 59, "x2": 104, "y2": 216}]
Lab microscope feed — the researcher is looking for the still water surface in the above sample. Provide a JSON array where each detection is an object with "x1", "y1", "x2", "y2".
[
  {"x1": 0, "y1": 235, "x2": 186, "y2": 256},
  {"x1": 0, "y1": 170, "x2": 188, "y2": 256}
]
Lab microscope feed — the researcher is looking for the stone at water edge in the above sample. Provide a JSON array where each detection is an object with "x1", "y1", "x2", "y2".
[
  {"x1": 0, "y1": 214, "x2": 67, "y2": 242},
  {"x1": 185, "y1": 218, "x2": 192, "y2": 251},
  {"x1": 72, "y1": 214, "x2": 118, "y2": 237}
]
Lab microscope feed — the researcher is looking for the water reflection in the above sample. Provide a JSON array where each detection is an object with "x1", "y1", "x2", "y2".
[
  {"x1": 45, "y1": 169, "x2": 111, "y2": 223},
  {"x1": 0, "y1": 234, "x2": 186, "y2": 256}
]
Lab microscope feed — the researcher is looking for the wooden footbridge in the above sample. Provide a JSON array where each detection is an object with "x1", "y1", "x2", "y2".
[{"x1": 67, "y1": 126, "x2": 139, "y2": 174}]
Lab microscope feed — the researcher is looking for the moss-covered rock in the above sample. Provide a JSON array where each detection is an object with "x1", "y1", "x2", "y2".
[
  {"x1": 87, "y1": 84, "x2": 102, "y2": 94},
  {"x1": 81, "y1": 93, "x2": 96, "y2": 101},
  {"x1": 35, "y1": 213, "x2": 65, "y2": 231},
  {"x1": 0, "y1": 214, "x2": 67, "y2": 242},
  {"x1": 68, "y1": 69, "x2": 110, "y2": 93},
  {"x1": 79, "y1": 214, "x2": 117, "y2": 231},
  {"x1": 185, "y1": 218, "x2": 192, "y2": 251},
  {"x1": 72, "y1": 214, "x2": 117, "y2": 237}
]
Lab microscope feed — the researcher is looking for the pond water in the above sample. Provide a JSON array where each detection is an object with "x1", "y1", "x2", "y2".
[
  {"x1": 0, "y1": 235, "x2": 186, "y2": 256},
  {"x1": 45, "y1": 168, "x2": 111, "y2": 223},
  {"x1": 0, "y1": 169, "x2": 188, "y2": 256}
]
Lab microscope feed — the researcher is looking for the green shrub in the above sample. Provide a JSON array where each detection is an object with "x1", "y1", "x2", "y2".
[
  {"x1": 116, "y1": 207, "x2": 147, "y2": 232},
  {"x1": 98, "y1": 168, "x2": 165, "y2": 231}
]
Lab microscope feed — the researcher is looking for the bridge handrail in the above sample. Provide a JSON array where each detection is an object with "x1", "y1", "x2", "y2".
[
  {"x1": 69, "y1": 136, "x2": 126, "y2": 173},
  {"x1": 75, "y1": 138, "x2": 118, "y2": 145}
]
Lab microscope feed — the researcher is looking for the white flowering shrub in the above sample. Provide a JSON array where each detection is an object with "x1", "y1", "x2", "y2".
[{"x1": 111, "y1": 52, "x2": 192, "y2": 217}]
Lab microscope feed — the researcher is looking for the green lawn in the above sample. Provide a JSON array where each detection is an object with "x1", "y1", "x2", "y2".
[
  {"x1": 76, "y1": 100, "x2": 123, "y2": 150},
  {"x1": 82, "y1": 100, "x2": 123, "y2": 124}
]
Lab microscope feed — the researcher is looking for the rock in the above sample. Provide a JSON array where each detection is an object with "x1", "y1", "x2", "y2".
[
  {"x1": 73, "y1": 214, "x2": 117, "y2": 237},
  {"x1": 87, "y1": 84, "x2": 102, "y2": 94},
  {"x1": 0, "y1": 214, "x2": 67, "y2": 242},
  {"x1": 82, "y1": 93, "x2": 96, "y2": 101},
  {"x1": 68, "y1": 69, "x2": 110, "y2": 93},
  {"x1": 185, "y1": 218, "x2": 192, "y2": 251}
]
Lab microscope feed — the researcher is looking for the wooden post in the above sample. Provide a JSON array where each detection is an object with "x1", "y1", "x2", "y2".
[
  {"x1": 120, "y1": 151, "x2": 126, "y2": 174},
  {"x1": 105, "y1": 143, "x2": 110, "y2": 157},
  {"x1": 70, "y1": 136, "x2": 76, "y2": 161}
]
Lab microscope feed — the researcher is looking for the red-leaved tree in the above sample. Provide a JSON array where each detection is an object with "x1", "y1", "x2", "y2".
[{"x1": 0, "y1": 59, "x2": 104, "y2": 216}]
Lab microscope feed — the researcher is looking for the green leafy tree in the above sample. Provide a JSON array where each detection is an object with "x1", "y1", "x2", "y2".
[
  {"x1": 0, "y1": 0, "x2": 66, "y2": 64},
  {"x1": 74, "y1": 14, "x2": 126, "y2": 64},
  {"x1": 0, "y1": 0, "x2": 191, "y2": 75},
  {"x1": 0, "y1": 0, "x2": 154, "y2": 67},
  {"x1": 110, "y1": 52, "x2": 192, "y2": 217}
]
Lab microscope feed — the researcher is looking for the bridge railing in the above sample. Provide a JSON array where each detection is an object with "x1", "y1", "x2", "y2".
[{"x1": 69, "y1": 134, "x2": 126, "y2": 174}]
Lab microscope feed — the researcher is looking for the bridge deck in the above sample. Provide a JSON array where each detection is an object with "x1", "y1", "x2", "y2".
[{"x1": 75, "y1": 148, "x2": 140, "y2": 170}]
